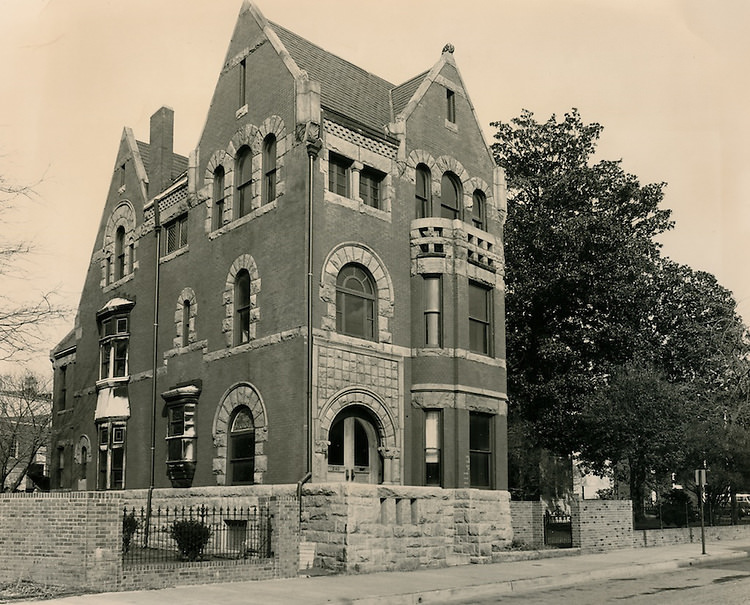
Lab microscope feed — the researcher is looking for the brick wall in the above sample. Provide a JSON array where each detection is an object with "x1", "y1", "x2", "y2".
[
  {"x1": 0, "y1": 492, "x2": 123, "y2": 591},
  {"x1": 509, "y1": 500, "x2": 544, "y2": 548},
  {"x1": 634, "y1": 523, "x2": 750, "y2": 548},
  {"x1": 300, "y1": 483, "x2": 511, "y2": 573},
  {"x1": 571, "y1": 499, "x2": 633, "y2": 551}
]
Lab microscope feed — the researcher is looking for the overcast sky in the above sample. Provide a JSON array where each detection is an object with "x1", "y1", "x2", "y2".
[{"x1": 1, "y1": 0, "x2": 748, "y2": 378}]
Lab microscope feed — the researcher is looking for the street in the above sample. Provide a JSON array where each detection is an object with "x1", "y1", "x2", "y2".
[{"x1": 457, "y1": 554, "x2": 750, "y2": 604}]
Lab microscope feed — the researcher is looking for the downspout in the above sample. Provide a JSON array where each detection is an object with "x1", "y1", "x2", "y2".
[{"x1": 145, "y1": 195, "x2": 162, "y2": 546}]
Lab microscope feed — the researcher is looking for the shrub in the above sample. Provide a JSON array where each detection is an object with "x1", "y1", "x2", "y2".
[
  {"x1": 122, "y1": 511, "x2": 138, "y2": 553},
  {"x1": 170, "y1": 519, "x2": 212, "y2": 561}
]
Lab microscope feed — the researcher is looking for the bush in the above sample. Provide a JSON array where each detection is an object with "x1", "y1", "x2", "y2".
[
  {"x1": 122, "y1": 511, "x2": 138, "y2": 553},
  {"x1": 660, "y1": 489, "x2": 697, "y2": 527},
  {"x1": 170, "y1": 519, "x2": 212, "y2": 561}
]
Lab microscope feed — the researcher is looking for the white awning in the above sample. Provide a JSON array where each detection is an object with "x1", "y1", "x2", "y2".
[{"x1": 95, "y1": 386, "x2": 130, "y2": 420}]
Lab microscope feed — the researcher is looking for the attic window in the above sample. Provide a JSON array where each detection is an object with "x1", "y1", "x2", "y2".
[
  {"x1": 446, "y1": 90, "x2": 456, "y2": 123},
  {"x1": 239, "y1": 59, "x2": 247, "y2": 109}
]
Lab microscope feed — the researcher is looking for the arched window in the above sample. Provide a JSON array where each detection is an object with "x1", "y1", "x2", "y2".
[
  {"x1": 212, "y1": 165, "x2": 225, "y2": 230},
  {"x1": 336, "y1": 264, "x2": 376, "y2": 340},
  {"x1": 262, "y1": 134, "x2": 277, "y2": 204},
  {"x1": 471, "y1": 190, "x2": 486, "y2": 230},
  {"x1": 229, "y1": 406, "x2": 255, "y2": 485},
  {"x1": 235, "y1": 146, "x2": 252, "y2": 219},
  {"x1": 80, "y1": 445, "x2": 88, "y2": 481},
  {"x1": 440, "y1": 172, "x2": 460, "y2": 220},
  {"x1": 415, "y1": 164, "x2": 431, "y2": 218},
  {"x1": 115, "y1": 226, "x2": 126, "y2": 280},
  {"x1": 234, "y1": 269, "x2": 251, "y2": 345},
  {"x1": 181, "y1": 300, "x2": 191, "y2": 347}
]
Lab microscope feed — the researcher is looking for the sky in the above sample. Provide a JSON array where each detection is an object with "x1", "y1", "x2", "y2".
[{"x1": 0, "y1": 0, "x2": 748, "y2": 379}]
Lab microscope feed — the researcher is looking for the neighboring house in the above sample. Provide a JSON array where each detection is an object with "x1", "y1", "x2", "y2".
[
  {"x1": 50, "y1": 1, "x2": 508, "y2": 492},
  {"x1": 0, "y1": 387, "x2": 51, "y2": 492}
]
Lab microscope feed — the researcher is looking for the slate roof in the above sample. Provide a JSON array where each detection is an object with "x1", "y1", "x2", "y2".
[
  {"x1": 268, "y1": 21, "x2": 429, "y2": 137},
  {"x1": 135, "y1": 141, "x2": 189, "y2": 183}
]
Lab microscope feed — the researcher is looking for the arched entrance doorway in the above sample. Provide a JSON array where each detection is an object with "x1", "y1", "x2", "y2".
[{"x1": 327, "y1": 405, "x2": 382, "y2": 484}]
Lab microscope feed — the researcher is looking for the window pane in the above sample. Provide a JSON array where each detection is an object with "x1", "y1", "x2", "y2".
[
  {"x1": 470, "y1": 452, "x2": 490, "y2": 488},
  {"x1": 353, "y1": 419, "x2": 370, "y2": 467},
  {"x1": 167, "y1": 438, "x2": 184, "y2": 462},
  {"x1": 470, "y1": 413, "x2": 491, "y2": 451},
  {"x1": 168, "y1": 407, "x2": 184, "y2": 437},
  {"x1": 469, "y1": 320, "x2": 488, "y2": 354},
  {"x1": 114, "y1": 340, "x2": 127, "y2": 377},
  {"x1": 469, "y1": 283, "x2": 488, "y2": 321},
  {"x1": 425, "y1": 411, "x2": 440, "y2": 450},
  {"x1": 112, "y1": 448, "x2": 124, "y2": 489},
  {"x1": 328, "y1": 419, "x2": 344, "y2": 466},
  {"x1": 231, "y1": 460, "x2": 254, "y2": 484},
  {"x1": 232, "y1": 408, "x2": 254, "y2": 431}
]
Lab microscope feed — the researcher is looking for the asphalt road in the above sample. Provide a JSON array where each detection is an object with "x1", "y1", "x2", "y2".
[{"x1": 456, "y1": 553, "x2": 750, "y2": 604}]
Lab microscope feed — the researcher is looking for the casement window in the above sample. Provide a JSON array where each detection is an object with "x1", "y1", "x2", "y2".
[
  {"x1": 212, "y1": 165, "x2": 225, "y2": 230},
  {"x1": 468, "y1": 281, "x2": 492, "y2": 356},
  {"x1": 166, "y1": 403, "x2": 196, "y2": 464},
  {"x1": 229, "y1": 406, "x2": 255, "y2": 485},
  {"x1": 97, "y1": 422, "x2": 125, "y2": 490},
  {"x1": 234, "y1": 269, "x2": 251, "y2": 345},
  {"x1": 415, "y1": 164, "x2": 431, "y2": 219},
  {"x1": 163, "y1": 214, "x2": 188, "y2": 255},
  {"x1": 99, "y1": 316, "x2": 129, "y2": 380},
  {"x1": 424, "y1": 275, "x2": 442, "y2": 347},
  {"x1": 471, "y1": 190, "x2": 486, "y2": 230},
  {"x1": 336, "y1": 264, "x2": 376, "y2": 340},
  {"x1": 328, "y1": 152, "x2": 351, "y2": 197},
  {"x1": 469, "y1": 412, "x2": 492, "y2": 488},
  {"x1": 262, "y1": 135, "x2": 277, "y2": 204},
  {"x1": 425, "y1": 409, "x2": 442, "y2": 486},
  {"x1": 359, "y1": 167, "x2": 384, "y2": 209},
  {"x1": 235, "y1": 146, "x2": 253, "y2": 218},
  {"x1": 115, "y1": 226, "x2": 126, "y2": 281},
  {"x1": 440, "y1": 172, "x2": 460, "y2": 220},
  {"x1": 446, "y1": 89, "x2": 456, "y2": 123}
]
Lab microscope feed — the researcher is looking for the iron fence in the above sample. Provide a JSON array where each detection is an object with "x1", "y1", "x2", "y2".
[{"x1": 122, "y1": 504, "x2": 272, "y2": 566}]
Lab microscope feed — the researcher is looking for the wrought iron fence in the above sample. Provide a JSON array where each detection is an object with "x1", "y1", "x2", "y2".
[
  {"x1": 544, "y1": 510, "x2": 573, "y2": 548},
  {"x1": 122, "y1": 504, "x2": 272, "y2": 565}
]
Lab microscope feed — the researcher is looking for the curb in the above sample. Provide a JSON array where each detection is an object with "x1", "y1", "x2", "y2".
[{"x1": 349, "y1": 549, "x2": 750, "y2": 605}]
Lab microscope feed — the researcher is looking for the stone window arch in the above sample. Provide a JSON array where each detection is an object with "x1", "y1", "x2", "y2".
[
  {"x1": 102, "y1": 201, "x2": 136, "y2": 288},
  {"x1": 212, "y1": 383, "x2": 268, "y2": 485},
  {"x1": 464, "y1": 176, "x2": 493, "y2": 228},
  {"x1": 222, "y1": 254, "x2": 260, "y2": 347},
  {"x1": 320, "y1": 243, "x2": 394, "y2": 343},
  {"x1": 174, "y1": 287, "x2": 197, "y2": 349},
  {"x1": 434, "y1": 155, "x2": 471, "y2": 218}
]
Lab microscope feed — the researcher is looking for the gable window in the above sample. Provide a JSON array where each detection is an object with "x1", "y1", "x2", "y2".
[
  {"x1": 469, "y1": 412, "x2": 492, "y2": 488},
  {"x1": 424, "y1": 275, "x2": 442, "y2": 347},
  {"x1": 440, "y1": 172, "x2": 460, "y2": 220},
  {"x1": 328, "y1": 152, "x2": 351, "y2": 197},
  {"x1": 262, "y1": 135, "x2": 277, "y2": 204},
  {"x1": 359, "y1": 167, "x2": 384, "y2": 209},
  {"x1": 239, "y1": 58, "x2": 246, "y2": 108},
  {"x1": 115, "y1": 226, "x2": 126, "y2": 281},
  {"x1": 234, "y1": 269, "x2": 251, "y2": 345},
  {"x1": 446, "y1": 89, "x2": 456, "y2": 123},
  {"x1": 425, "y1": 409, "x2": 442, "y2": 486},
  {"x1": 229, "y1": 406, "x2": 255, "y2": 485},
  {"x1": 99, "y1": 316, "x2": 129, "y2": 380},
  {"x1": 163, "y1": 214, "x2": 188, "y2": 255},
  {"x1": 468, "y1": 281, "x2": 492, "y2": 356},
  {"x1": 471, "y1": 190, "x2": 486, "y2": 230},
  {"x1": 97, "y1": 421, "x2": 125, "y2": 490},
  {"x1": 235, "y1": 146, "x2": 253, "y2": 218},
  {"x1": 415, "y1": 164, "x2": 431, "y2": 218},
  {"x1": 336, "y1": 264, "x2": 376, "y2": 340},
  {"x1": 212, "y1": 165, "x2": 225, "y2": 230}
]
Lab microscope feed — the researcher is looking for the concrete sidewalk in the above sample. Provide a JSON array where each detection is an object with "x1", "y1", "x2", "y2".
[{"x1": 16, "y1": 539, "x2": 750, "y2": 605}]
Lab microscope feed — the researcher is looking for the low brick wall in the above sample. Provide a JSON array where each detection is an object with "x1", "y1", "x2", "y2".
[
  {"x1": 634, "y1": 523, "x2": 750, "y2": 548},
  {"x1": 0, "y1": 492, "x2": 123, "y2": 591},
  {"x1": 0, "y1": 488, "x2": 300, "y2": 593},
  {"x1": 510, "y1": 500, "x2": 544, "y2": 548},
  {"x1": 300, "y1": 483, "x2": 512, "y2": 573},
  {"x1": 571, "y1": 499, "x2": 633, "y2": 552}
]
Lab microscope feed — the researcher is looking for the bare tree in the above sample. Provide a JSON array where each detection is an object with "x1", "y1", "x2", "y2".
[{"x1": 0, "y1": 372, "x2": 51, "y2": 492}]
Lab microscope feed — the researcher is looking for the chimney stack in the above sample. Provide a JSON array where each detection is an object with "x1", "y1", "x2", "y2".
[{"x1": 149, "y1": 106, "x2": 174, "y2": 196}]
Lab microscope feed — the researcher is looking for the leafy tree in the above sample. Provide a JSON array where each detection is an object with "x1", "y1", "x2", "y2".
[
  {"x1": 491, "y1": 109, "x2": 673, "y2": 456},
  {"x1": 0, "y1": 372, "x2": 51, "y2": 492}
]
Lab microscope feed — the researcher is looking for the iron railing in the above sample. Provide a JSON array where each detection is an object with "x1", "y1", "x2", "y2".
[
  {"x1": 122, "y1": 504, "x2": 272, "y2": 565},
  {"x1": 544, "y1": 510, "x2": 573, "y2": 548}
]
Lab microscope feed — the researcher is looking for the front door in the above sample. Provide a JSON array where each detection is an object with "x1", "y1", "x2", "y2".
[{"x1": 327, "y1": 410, "x2": 380, "y2": 483}]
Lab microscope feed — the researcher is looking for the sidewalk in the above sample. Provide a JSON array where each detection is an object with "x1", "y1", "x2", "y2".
[{"x1": 15, "y1": 539, "x2": 750, "y2": 605}]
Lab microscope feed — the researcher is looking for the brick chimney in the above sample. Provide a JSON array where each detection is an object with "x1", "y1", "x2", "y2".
[{"x1": 149, "y1": 106, "x2": 174, "y2": 196}]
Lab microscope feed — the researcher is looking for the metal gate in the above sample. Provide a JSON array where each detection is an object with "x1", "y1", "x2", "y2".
[{"x1": 544, "y1": 510, "x2": 572, "y2": 548}]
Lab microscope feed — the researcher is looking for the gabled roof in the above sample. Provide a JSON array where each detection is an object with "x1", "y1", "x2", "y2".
[
  {"x1": 268, "y1": 22, "x2": 395, "y2": 133},
  {"x1": 136, "y1": 141, "x2": 189, "y2": 184},
  {"x1": 391, "y1": 71, "x2": 429, "y2": 117}
]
